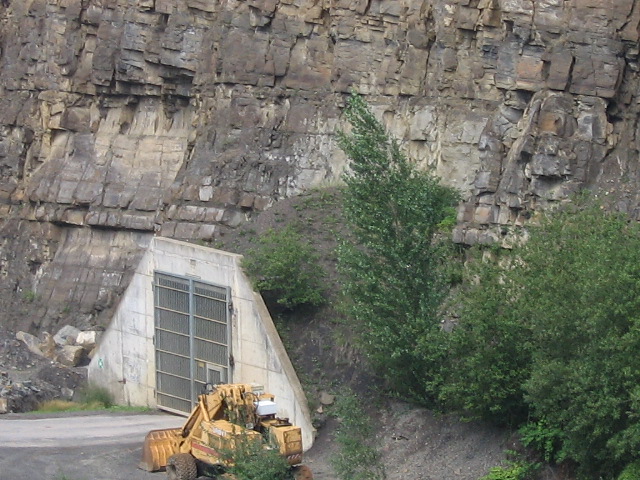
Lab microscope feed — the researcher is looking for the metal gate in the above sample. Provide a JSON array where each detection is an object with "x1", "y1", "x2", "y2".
[{"x1": 153, "y1": 272, "x2": 231, "y2": 414}]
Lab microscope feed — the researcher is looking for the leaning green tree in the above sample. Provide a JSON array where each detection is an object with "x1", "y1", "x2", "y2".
[{"x1": 337, "y1": 93, "x2": 459, "y2": 402}]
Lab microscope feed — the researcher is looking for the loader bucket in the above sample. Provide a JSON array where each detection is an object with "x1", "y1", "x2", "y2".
[{"x1": 139, "y1": 428, "x2": 182, "y2": 472}]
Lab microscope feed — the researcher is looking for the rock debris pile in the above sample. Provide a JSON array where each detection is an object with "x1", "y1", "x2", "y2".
[
  {"x1": 0, "y1": 371, "x2": 57, "y2": 414},
  {"x1": 16, "y1": 325, "x2": 101, "y2": 368},
  {"x1": 0, "y1": 325, "x2": 95, "y2": 414}
]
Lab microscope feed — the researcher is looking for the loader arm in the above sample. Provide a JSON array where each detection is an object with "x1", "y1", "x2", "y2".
[
  {"x1": 180, "y1": 392, "x2": 221, "y2": 437},
  {"x1": 140, "y1": 387, "x2": 227, "y2": 471}
]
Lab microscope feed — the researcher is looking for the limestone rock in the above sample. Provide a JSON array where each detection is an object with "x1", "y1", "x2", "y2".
[
  {"x1": 53, "y1": 325, "x2": 81, "y2": 346},
  {"x1": 76, "y1": 330, "x2": 101, "y2": 350},
  {"x1": 61, "y1": 387, "x2": 75, "y2": 401},
  {"x1": 56, "y1": 345, "x2": 85, "y2": 367},
  {"x1": 319, "y1": 391, "x2": 335, "y2": 406},
  {"x1": 39, "y1": 333, "x2": 57, "y2": 360},
  {"x1": 16, "y1": 332, "x2": 44, "y2": 358}
]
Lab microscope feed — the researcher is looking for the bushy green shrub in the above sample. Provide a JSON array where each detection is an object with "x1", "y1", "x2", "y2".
[
  {"x1": 226, "y1": 436, "x2": 292, "y2": 480},
  {"x1": 480, "y1": 460, "x2": 539, "y2": 480},
  {"x1": 439, "y1": 250, "x2": 533, "y2": 425},
  {"x1": 22, "y1": 290, "x2": 37, "y2": 302},
  {"x1": 518, "y1": 419, "x2": 566, "y2": 464},
  {"x1": 332, "y1": 94, "x2": 640, "y2": 478},
  {"x1": 242, "y1": 226, "x2": 325, "y2": 310},
  {"x1": 448, "y1": 199, "x2": 640, "y2": 478},
  {"x1": 617, "y1": 460, "x2": 640, "y2": 480}
]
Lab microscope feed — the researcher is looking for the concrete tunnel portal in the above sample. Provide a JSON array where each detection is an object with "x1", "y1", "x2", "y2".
[{"x1": 86, "y1": 237, "x2": 314, "y2": 450}]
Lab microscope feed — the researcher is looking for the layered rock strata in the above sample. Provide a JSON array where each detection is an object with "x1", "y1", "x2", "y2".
[{"x1": 1, "y1": 0, "x2": 639, "y2": 330}]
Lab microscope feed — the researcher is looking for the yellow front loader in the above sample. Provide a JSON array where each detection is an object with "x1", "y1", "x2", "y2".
[{"x1": 139, "y1": 383, "x2": 312, "y2": 480}]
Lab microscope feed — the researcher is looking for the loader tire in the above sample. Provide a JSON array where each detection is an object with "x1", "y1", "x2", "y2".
[{"x1": 166, "y1": 453, "x2": 197, "y2": 480}]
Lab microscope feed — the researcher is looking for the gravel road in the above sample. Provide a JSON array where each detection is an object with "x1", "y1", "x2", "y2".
[{"x1": 0, "y1": 411, "x2": 184, "y2": 480}]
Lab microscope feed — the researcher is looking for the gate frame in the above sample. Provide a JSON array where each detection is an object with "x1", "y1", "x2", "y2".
[{"x1": 153, "y1": 270, "x2": 232, "y2": 413}]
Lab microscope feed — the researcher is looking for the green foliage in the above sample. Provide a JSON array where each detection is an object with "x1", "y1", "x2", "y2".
[
  {"x1": 617, "y1": 460, "x2": 640, "y2": 480},
  {"x1": 242, "y1": 226, "x2": 325, "y2": 310},
  {"x1": 440, "y1": 251, "x2": 533, "y2": 424},
  {"x1": 437, "y1": 206, "x2": 459, "y2": 231},
  {"x1": 479, "y1": 460, "x2": 539, "y2": 480},
  {"x1": 448, "y1": 199, "x2": 640, "y2": 477},
  {"x1": 226, "y1": 435, "x2": 292, "y2": 480},
  {"x1": 520, "y1": 203, "x2": 640, "y2": 477},
  {"x1": 337, "y1": 93, "x2": 460, "y2": 401},
  {"x1": 22, "y1": 290, "x2": 37, "y2": 302},
  {"x1": 518, "y1": 419, "x2": 566, "y2": 464},
  {"x1": 76, "y1": 384, "x2": 114, "y2": 408},
  {"x1": 330, "y1": 393, "x2": 385, "y2": 480}
]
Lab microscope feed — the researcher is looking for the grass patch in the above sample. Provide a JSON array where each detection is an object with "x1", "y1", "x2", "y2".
[
  {"x1": 75, "y1": 385, "x2": 114, "y2": 407},
  {"x1": 330, "y1": 392, "x2": 385, "y2": 480},
  {"x1": 22, "y1": 290, "x2": 37, "y2": 302},
  {"x1": 34, "y1": 385, "x2": 150, "y2": 413}
]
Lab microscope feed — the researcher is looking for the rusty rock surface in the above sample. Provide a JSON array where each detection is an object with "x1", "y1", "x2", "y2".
[{"x1": 1, "y1": 0, "x2": 640, "y2": 330}]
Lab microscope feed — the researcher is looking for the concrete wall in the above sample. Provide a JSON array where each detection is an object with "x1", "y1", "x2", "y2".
[{"x1": 87, "y1": 237, "x2": 314, "y2": 449}]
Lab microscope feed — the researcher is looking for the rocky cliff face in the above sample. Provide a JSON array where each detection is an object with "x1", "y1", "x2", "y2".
[{"x1": 1, "y1": 0, "x2": 639, "y2": 331}]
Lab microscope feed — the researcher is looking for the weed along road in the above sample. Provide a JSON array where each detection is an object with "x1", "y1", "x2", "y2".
[{"x1": 0, "y1": 411, "x2": 184, "y2": 480}]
